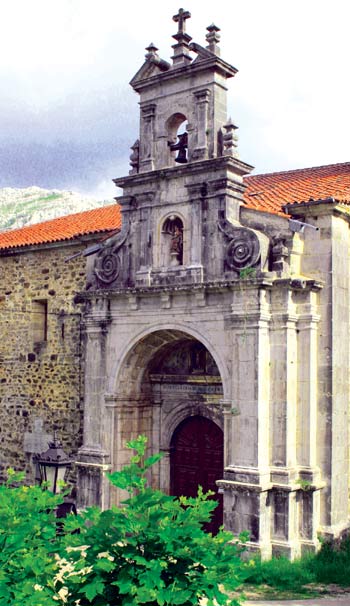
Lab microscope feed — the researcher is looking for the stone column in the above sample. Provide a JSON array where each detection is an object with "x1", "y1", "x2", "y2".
[
  {"x1": 104, "y1": 396, "x2": 151, "y2": 507},
  {"x1": 223, "y1": 284, "x2": 272, "y2": 556},
  {"x1": 221, "y1": 399, "x2": 236, "y2": 469},
  {"x1": 269, "y1": 286, "x2": 301, "y2": 558},
  {"x1": 229, "y1": 286, "x2": 270, "y2": 471},
  {"x1": 270, "y1": 288, "x2": 298, "y2": 470},
  {"x1": 159, "y1": 449, "x2": 171, "y2": 494},
  {"x1": 296, "y1": 292, "x2": 320, "y2": 470},
  {"x1": 149, "y1": 397, "x2": 162, "y2": 489},
  {"x1": 185, "y1": 182, "x2": 205, "y2": 268},
  {"x1": 76, "y1": 313, "x2": 110, "y2": 509},
  {"x1": 102, "y1": 393, "x2": 120, "y2": 510},
  {"x1": 297, "y1": 289, "x2": 323, "y2": 551}
]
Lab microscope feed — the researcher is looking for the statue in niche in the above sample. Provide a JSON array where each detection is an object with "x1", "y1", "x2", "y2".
[
  {"x1": 162, "y1": 216, "x2": 183, "y2": 266},
  {"x1": 170, "y1": 225, "x2": 183, "y2": 256},
  {"x1": 169, "y1": 224, "x2": 183, "y2": 266},
  {"x1": 189, "y1": 343, "x2": 207, "y2": 375}
]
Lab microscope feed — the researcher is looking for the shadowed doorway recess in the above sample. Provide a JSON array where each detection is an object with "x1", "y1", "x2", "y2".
[{"x1": 170, "y1": 415, "x2": 223, "y2": 534}]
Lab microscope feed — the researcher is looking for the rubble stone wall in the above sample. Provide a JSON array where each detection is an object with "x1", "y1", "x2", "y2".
[{"x1": 0, "y1": 242, "x2": 86, "y2": 484}]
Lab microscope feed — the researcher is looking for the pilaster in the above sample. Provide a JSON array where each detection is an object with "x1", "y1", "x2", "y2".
[
  {"x1": 192, "y1": 88, "x2": 210, "y2": 160},
  {"x1": 75, "y1": 307, "x2": 111, "y2": 508},
  {"x1": 228, "y1": 285, "x2": 271, "y2": 473},
  {"x1": 296, "y1": 292, "x2": 320, "y2": 469},
  {"x1": 223, "y1": 284, "x2": 271, "y2": 551},
  {"x1": 139, "y1": 103, "x2": 156, "y2": 172},
  {"x1": 270, "y1": 287, "x2": 298, "y2": 469}
]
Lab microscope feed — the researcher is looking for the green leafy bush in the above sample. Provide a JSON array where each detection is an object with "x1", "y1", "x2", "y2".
[
  {"x1": 0, "y1": 469, "x2": 64, "y2": 605},
  {"x1": 59, "y1": 436, "x2": 246, "y2": 605},
  {"x1": 0, "y1": 438, "x2": 247, "y2": 604}
]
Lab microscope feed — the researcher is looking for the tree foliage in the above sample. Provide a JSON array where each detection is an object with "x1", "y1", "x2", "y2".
[
  {"x1": 0, "y1": 469, "x2": 63, "y2": 605},
  {"x1": 59, "y1": 436, "x2": 245, "y2": 605},
  {"x1": 1, "y1": 438, "x2": 246, "y2": 605}
]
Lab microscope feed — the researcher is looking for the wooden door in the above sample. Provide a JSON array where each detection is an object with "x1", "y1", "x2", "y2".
[{"x1": 170, "y1": 415, "x2": 223, "y2": 534}]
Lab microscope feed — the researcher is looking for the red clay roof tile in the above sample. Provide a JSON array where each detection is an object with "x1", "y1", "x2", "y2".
[
  {"x1": 1, "y1": 162, "x2": 350, "y2": 251},
  {"x1": 0, "y1": 204, "x2": 121, "y2": 251},
  {"x1": 244, "y1": 161, "x2": 350, "y2": 214}
]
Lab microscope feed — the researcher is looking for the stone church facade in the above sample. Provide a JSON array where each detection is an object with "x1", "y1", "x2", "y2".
[
  {"x1": 1, "y1": 9, "x2": 350, "y2": 559},
  {"x1": 74, "y1": 11, "x2": 350, "y2": 558},
  {"x1": 0, "y1": 206, "x2": 120, "y2": 481}
]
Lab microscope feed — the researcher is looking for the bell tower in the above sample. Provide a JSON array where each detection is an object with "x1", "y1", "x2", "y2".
[
  {"x1": 130, "y1": 9, "x2": 238, "y2": 173},
  {"x1": 89, "y1": 8, "x2": 268, "y2": 290}
]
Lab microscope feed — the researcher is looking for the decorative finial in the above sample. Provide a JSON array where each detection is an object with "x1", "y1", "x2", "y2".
[
  {"x1": 222, "y1": 118, "x2": 239, "y2": 157},
  {"x1": 129, "y1": 139, "x2": 140, "y2": 175},
  {"x1": 206, "y1": 23, "x2": 221, "y2": 56},
  {"x1": 145, "y1": 42, "x2": 159, "y2": 60},
  {"x1": 173, "y1": 8, "x2": 191, "y2": 35},
  {"x1": 171, "y1": 8, "x2": 192, "y2": 66}
]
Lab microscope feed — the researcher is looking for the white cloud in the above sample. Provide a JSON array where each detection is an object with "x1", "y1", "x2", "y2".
[{"x1": 1, "y1": 0, "x2": 350, "y2": 188}]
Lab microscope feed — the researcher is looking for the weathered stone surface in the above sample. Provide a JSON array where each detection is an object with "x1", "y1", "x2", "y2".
[
  {"x1": 77, "y1": 11, "x2": 349, "y2": 559},
  {"x1": 1, "y1": 9, "x2": 350, "y2": 561},
  {"x1": 0, "y1": 243, "x2": 87, "y2": 482}
]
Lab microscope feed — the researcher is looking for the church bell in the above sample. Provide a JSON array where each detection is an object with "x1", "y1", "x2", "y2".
[
  {"x1": 169, "y1": 131, "x2": 188, "y2": 164},
  {"x1": 174, "y1": 147, "x2": 188, "y2": 164}
]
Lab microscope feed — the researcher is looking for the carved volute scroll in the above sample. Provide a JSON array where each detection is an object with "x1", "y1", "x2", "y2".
[
  {"x1": 93, "y1": 225, "x2": 130, "y2": 288},
  {"x1": 94, "y1": 246, "x2": 121, "y2": 284},
  {"x1": 218, "y1": 218, "x2": 269, "y2": 273},
  {"x1": 225, "y1": 228, "x2": 260, "y2": 271}
]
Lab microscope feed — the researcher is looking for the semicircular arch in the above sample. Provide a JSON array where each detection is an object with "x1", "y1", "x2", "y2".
[
  {"x1": 108, "y1": 322, "x2": 229, "y2": 399},
  {"x1": 160, "y1": 400, "x2": 224, "y2": 449}
]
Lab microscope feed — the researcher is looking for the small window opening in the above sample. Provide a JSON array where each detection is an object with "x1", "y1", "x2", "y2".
[{"x1": 32, "y1": 300, "x2": 48, "y2": 343}]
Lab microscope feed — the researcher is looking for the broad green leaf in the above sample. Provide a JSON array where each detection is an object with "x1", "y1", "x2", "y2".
[{"x1": 80, "y1": 578, "x2": 105, "y2": 601}]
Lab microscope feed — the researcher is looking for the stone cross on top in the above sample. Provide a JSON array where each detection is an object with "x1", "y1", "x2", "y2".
[
  {"x1": 173, "y1": 8, "x2": 191, "y2": 35},
  {"x1": 172, "y1": 8, "x2": 192, "y2": 66}
]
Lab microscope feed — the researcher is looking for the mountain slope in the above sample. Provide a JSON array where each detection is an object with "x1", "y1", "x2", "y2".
[{"x1": 0, "y1": 186, "x2": 114, "y2": 231}]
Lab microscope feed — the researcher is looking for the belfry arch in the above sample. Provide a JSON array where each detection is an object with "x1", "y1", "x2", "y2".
[{"x1": 109, "y1": 329, "x2": 225, "y2": 515}]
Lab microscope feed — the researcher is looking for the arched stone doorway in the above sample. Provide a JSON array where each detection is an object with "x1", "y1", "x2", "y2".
[
  {"x1": 109, "y1": 329, "x2": 225, "y2": 513},
  {"x1": 170, "y1": 415, "x2": 223, "y2": 534}
]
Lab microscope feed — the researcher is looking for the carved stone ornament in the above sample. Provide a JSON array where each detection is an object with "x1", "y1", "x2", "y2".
[
  {"x1": 94, "y1": 246, "x2": 120, "y2": 284},
  {"x1": 129, "y1": 139, "x2": 140, "y2": 175},
  {"x1": 218, "y1": 219, "x2": 262, "y2": 272},
  {"x1": 93, "y1": 224, "x2": 130, "y2": 287},
  {"x1": 226, "y1": 229, "x2": 260, "y2": 270}
]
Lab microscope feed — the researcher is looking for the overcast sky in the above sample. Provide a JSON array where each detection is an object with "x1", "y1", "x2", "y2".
[{"x1": 1, "y1": 0, "x2": 350, "y2": 198}]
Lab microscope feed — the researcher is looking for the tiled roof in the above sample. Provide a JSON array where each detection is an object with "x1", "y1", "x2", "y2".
[
  {"x1": 1, "y1": 162, "x2": 350, "y2": 251},
  {"x1": 0, "y1": 204, "x2": 121, "y2": 251},
  {"x1": 244, "y1": 162, "x2": 350, "y2": 215}
]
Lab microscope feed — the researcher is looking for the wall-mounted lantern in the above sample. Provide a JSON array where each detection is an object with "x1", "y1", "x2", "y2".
[{"x1": 35, "y1": 438, "x2": 73, "y2": 494}]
